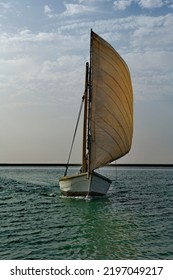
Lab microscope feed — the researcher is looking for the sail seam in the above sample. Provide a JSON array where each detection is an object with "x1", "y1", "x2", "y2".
[
  {"x1": 93, "y1": 33, "x2": 132, "y2": 94},
  {"x1": 91, "y1": 109, "x2": 130, "y2": 154},
  {"x1": 93, "y1": 51, "x2": 133, "y2": 116},
  {"x1": 90, "y1": 118, "x2": 129, "y2": 169},
  {"x1": 93, "y1": 80, "x2": 132, "y2": 139}
]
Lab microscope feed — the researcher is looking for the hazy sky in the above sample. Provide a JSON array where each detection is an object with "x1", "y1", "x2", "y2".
[{"x1": 0, "y1": 0, "x2": 173, "y2": 164}]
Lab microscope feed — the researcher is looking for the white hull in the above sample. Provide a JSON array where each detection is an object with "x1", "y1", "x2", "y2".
[{"x1": 59, "y1": 172, "x2": 111, "y2": 196}]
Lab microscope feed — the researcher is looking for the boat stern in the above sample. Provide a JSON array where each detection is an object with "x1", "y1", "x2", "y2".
[
  {"x1": 59, "y1": 171, "x2": 111, "y2": 197},
  {"x1": 59, "y1": 172, "x2": 90, "y2": 196}
]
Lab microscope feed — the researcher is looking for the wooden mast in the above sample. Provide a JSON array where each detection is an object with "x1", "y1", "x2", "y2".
[
  {"x1": 82, "y1": 62, "x2": 89, "y2": 172},
  {"x1": 88, "y1": 29, "x2": 92, "y2": 175}
]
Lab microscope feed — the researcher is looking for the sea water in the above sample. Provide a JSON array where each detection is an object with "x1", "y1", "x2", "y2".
[{"x1": 0, "y1": 166, "x2": 173, "y2": 260}]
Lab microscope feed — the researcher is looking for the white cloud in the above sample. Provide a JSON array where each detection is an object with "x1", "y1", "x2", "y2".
[
  {"x1": 43, "y1": 4, "x2": 55, "y2": 18},
  {"x1": 63, "y1": 3, "x2": 95, "y2": 16},
  {"x1": 0, "y1": 1, "x2": 12, "y2": 18},
  {"x1": 0, "y1": 29, "x2": 59, "y2": 46},
  {"x1": 0, "y1": 27, "x2": 86, "y2": 110},
  {"x1": 137, "y1": 0, "x2": 164, "y2": 9},
  {"x1": 77, "y1": 0, "x2": 108, "y2": 4},
  {"x1": 0, "y1": 12, "x2": 173, "y2": 112},
  {"x1": 130, "y1": 13, "x2": 173, "y2": 52},
  {"x1": 113, "y1": 0, "x2": 166, "y2": 10},
  {"x1": 43, "y1": 4, "x2": 52, "y2": 15},
  {"x1": 113, "y1": 0, "x2": 132, "y2": 10},
  {"x1": 0, "y1": 2, "x2": 11, "y2": 9},
  {"x1": 125, "y1": 50, "x2": 173, "y2": 100},
  {"x1": 43, "y1": 2, "x2": 97, "y2": 18}
]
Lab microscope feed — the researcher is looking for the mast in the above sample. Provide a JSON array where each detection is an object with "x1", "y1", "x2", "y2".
[
  {"x1": 87, "y1": 29, "x2": 93, "y2": 174},
  {"x1": 82, "y1": 62, "x2": 89, "y2": 172}
]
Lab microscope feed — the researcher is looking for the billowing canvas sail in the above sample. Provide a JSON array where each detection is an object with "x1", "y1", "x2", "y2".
[{"x1": 89, "y1": 31, "x2": 133, "y2": 172}]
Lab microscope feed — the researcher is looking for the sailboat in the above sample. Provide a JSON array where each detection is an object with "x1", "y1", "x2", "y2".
[{"x1": 59, "y1": 30, "x2": 133, "y2": 196}]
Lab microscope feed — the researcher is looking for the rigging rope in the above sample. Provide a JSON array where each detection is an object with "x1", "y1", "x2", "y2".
[{"x1": 64, "y1": 98, "x2": 84, "y2": 176}]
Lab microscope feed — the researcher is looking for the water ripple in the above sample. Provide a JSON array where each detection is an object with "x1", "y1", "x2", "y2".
[{"x1": 0, "y1": 167, "x2": 173, "y2": 259}]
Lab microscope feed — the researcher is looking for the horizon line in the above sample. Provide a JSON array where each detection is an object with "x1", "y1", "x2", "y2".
[{"x1": 0, "y1": 163, "x2": 173, "y2": 167}]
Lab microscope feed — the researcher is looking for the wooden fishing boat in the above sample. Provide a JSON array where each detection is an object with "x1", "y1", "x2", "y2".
[{"x1": 59, "y1": 30, "x2": 133, "y2": 196}]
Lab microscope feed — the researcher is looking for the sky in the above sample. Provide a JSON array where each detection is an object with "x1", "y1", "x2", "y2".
[{"x1": 0, "y1": 0, "x2": 173, "y2": 164}]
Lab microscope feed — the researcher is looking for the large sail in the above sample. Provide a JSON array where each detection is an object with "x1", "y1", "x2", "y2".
[{"x1": 89, "y1": 31, "x2": 133, "y2": 172}]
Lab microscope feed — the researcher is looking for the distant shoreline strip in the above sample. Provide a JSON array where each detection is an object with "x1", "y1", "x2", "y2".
[{"x1": 0, "y1": 163, "x2": 173, "y2": 168}]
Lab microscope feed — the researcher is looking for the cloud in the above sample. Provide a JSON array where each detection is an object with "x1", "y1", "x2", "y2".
[
  {"x1": 121, "y1": 13, "x2": 173, "y2": 99},
  {"x1": 0, "y1": 11, "x2": 173, "y2": 111},
  {"x1": 125, "y1": 50, "x2": 173, "y2": 100},
  {"x1": 0, "y1": 2, "x2": 11, "y2": 9},
  {"x1": 0, "y1": 1, "x2": 173, "y2": 163},
  {"x1": 130, "y1": 13, "x2": 173, "y2": 52},
  {"x1": 0, "y1": 27, "x2": 86, "y2": 111},
  {"x1": 137, "y1": 0, "x2": 164, "y2": 9},
  {"x1": 113, "y1": 0, "x2": 166, "y2": 10},
  {"x1": 113, "y1": 0, "x2": 132, "y2": 10},
  {"x1": 43, "y1": 2, "x2": 96, "y2": 18},
  {"x1": 43, "y1": 4, "x2": 52, "y2": 15},
  {"x1": 0, "y1": 1, "x2": 12, "y2": 18},
  {"x1": 63, "y1": 3, "x2": 96, "y2": 16},
  {"x1": 43, "y1": 4, "x2": 55, "y2": 18},
  {"x1": 0, "y1": 29, "x2": 59, "y2": 46}
]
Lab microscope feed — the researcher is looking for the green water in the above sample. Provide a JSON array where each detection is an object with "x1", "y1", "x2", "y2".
[{"x1": 0, "y1": 166, "x2": 173, "y2": 259}]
